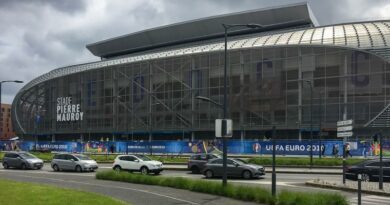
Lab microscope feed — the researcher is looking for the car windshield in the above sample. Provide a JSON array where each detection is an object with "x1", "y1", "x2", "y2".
[
  {"x1": 234, "y1": 158, "x2": 248, "y2": 164},
  {"x1": 75, "y1": 155, "x2": 91, "y2": 160},
  {"x1": 135, "y1": 155, "x2": 152, "y2": 161},
  {"x1": 19, "y1": 153, "x2": 36, "y2": 159}
]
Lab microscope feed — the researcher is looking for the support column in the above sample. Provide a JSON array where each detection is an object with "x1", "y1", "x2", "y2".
[
  {"x1": 149, "y1": 63, "x2": 153, "y2": 142},
  {"x1": 191, "y1": 57, "x2": 196, "y2": 141},
  {"x1": 239, "y1": 51, "x2": 245, "y2": 141},
  {"x1": 298, "y1": 49, "x2": 303, "y2": 141},
  {"x1": 51, "y1": 134, "x2": 55, "y2": 142},
  {"x1": 190, "y1": 131, "x2": 195, "y2": 141},
  {"x1": 342, "y1": 55, "x2": 348, "y2": 184}
]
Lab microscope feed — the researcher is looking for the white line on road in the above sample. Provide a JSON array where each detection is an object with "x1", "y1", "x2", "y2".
[
  {"x1": 349, "y1": 195, "x2": 390, "y2": 205},
  {"x1": 3, "y1": 173, "x2": 199, "y2": 205}
]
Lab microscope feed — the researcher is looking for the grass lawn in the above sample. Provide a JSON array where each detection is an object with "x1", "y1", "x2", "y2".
[{"x1": 0, "y1": 178, "x2": 127, "y2": 205}]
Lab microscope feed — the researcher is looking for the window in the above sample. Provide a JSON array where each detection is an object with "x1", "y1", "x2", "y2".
[
  {"x1": 227, "y1": 159, "x2": 235, "y2": 165},
  {"x1": 66, "y1": 155, "x2": 78, "y2": 161},
  {"x1": 191, "y1": 155, "x2": 201, "y2": 160},
  {"x1": 211, "y1": 159, "x2": 223, "y2": 164},
  {"x1": 127, "y1": 156, "x2": 137, "y2": 161}
]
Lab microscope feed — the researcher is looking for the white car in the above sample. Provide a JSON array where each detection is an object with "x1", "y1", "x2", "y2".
[{"x1": 113, "y1": 154, "x2": 163, "y2": 175}]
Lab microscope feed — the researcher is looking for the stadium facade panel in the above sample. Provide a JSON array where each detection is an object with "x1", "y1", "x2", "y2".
[{"x1": 12, "y1": 4, "x2": 390, "y2": 141}]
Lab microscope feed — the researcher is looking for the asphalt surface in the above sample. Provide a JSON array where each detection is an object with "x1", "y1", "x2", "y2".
[{"x1": 0, "y1": 163, "x2": 389, "y2": 205}]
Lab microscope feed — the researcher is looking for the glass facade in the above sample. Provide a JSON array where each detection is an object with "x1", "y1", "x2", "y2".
[{"x1": 13, "y1": 46, "x2": 390, "y2": 140}]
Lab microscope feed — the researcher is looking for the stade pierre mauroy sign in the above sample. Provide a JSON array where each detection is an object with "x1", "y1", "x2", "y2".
[{"x1": 56, "y1": 97, "x2": 84, "y2": 122}]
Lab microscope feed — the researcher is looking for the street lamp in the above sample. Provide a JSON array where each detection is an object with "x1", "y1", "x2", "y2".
[
  {"x1": 195, "y1": 96, "x2": 223, "y2": 107},
  {"x1": 220, "y1": 23, "x2": 263, "y2": 186},
  {"x1": 304, "y1": 80, "x2": 313, "y2": 168},
  {"x1": 0, "y1": 80, "x2": 23, "y2": 138}
]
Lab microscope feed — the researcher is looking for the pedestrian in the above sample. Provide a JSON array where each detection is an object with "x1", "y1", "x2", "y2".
[
  {"x1": 346, "y1": 143, "x2": 352, "y2": 158},
  {"x1": 332, "y1": 144, "x2": 338, "y2": 158},
  {"x1": 321, "y1": 144, "x2": 326, "y2": 156},
  {"x1": 110, "y1": 144, "x2": 114, "y2": 153}
]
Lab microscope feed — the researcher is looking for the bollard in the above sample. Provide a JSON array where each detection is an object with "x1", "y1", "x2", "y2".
[{"x1": 357, "y1": 174, "x2": 361, "y2": 205}]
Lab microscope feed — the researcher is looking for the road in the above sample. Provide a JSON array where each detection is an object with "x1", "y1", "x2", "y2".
[{"x1": 0, "y1": 163, "x2": 388, "y2": 205}]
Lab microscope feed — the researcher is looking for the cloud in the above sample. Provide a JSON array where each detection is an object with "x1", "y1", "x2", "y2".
[{"x1": 0, "y1": 0, "x2": 388, "y2": 104}]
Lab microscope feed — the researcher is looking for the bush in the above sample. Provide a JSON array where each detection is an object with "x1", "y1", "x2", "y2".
[
  {"x1": 96, "y1": 171, "x2": 275, "y2": 204},
  {"x1": 277, "y1": 190, "x2": 348, "y2": 205},
  {"x1": 97, "y1": 171, "x2": 348, "y2": 205}
]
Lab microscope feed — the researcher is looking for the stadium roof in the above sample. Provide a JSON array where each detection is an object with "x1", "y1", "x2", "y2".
[
  {"x1": 20, "y1": 20, "x2": 390, "y2": 95},
  {"x1": 86, "y1": 2, "x2": 318, "y2": 59}
]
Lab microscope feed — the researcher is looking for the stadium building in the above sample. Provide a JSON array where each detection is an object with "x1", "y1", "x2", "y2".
[{"x1": 12, "y1": 3, "x2": 390, "y2": 141}]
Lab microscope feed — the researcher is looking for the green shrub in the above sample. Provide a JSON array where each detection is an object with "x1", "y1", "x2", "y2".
[
  {"x1": 277, "y1": 190, "x2": 348, "y2": 205},
  {"x1": 97, "y1": 171, "x2": 348, "y2": 205},
  {"x1": 97, "y1": 170, "x2": 274, "y2": 204}
]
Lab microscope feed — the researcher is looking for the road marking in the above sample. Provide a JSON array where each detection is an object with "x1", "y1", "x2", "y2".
[
  {"x1": 349, "y1": 195, "x2": 390, "y2": 205},
  {"x1": 3, "y1": 173, "x2": 199, "y2": 205}
]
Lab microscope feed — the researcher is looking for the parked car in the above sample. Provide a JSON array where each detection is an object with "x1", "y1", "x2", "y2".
[
  {"x1": 346, "y1": 159, "x2": 390, "y2": 182},
  {"x1": 202, "y1": 158, "x2": 265, "y2": 179},
  {"x1": 51, "y1": 153, "x2": 98, "y2": 172},
  {"x1": 112, "y1": 154, "x2": 163, "y2": 175},
  {"x1": 2, "y1": 152, "x2": 43, "y2": 170},
  {"x1": 187, "y1": 153, "x2": 221, "y2": 174}
]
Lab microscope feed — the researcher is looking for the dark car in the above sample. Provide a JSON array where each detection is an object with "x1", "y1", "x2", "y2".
[
  {"x1": 346, "y1": 159, "x2": 390, "y2": 182},
  {"x1": 187, "y1": 153, "x2": 221, "y2": 174},
  {"x1": 202, "y1": 158, "x2": 265, "y2": 179},
  {"x1": 2, "y1": 152, "x2": 44, "y2": 170}
]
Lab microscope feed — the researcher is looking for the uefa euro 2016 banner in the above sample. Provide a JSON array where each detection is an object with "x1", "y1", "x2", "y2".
[{"x1": 0, "y1": 140, "x2": 388, "y2": 157}]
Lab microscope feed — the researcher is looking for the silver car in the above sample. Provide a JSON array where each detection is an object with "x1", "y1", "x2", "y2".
[
  {"x1": 51, "y1": 153, "x2": 98, "y2": 172},
  {"x1": 2, "y1": 152, "x2": 43, "y2": 170},
  {"x1": 202, "y1": 158, "x2": 265, "y2": 179}
]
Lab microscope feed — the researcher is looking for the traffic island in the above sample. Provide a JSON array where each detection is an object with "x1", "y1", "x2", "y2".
[
  {"x1": 306, "y1": 179, "x2": 390, "y2": 197},
  {"x1": 97, "y1": 170, "x2": 348, "y2": 205}
]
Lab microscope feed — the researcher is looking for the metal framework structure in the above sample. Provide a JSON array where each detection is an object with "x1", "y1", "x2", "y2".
[{"x1": 11, "y1": 8, "x2": 390, "y2": 141}]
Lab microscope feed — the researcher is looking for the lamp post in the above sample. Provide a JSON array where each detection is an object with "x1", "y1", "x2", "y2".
[
  {"x1": 197, "y1": 23, "x2": 264, "y2": 187},
  {"x1": 304, "y1": 80, "x2": 313, "y2": 168},
  {"x1": 223, "y1": 23, "x2": 262, "y2": 187},
  {"x1": 0, "y1": 80, "x2": 23, "y2": 138}
]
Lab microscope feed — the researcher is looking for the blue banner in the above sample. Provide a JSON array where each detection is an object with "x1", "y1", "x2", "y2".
[{"x1": 1, "y1": 139, "x2": 390, "y2": 157}]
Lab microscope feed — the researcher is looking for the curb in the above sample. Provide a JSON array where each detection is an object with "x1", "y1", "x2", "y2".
[{"x1": 305, "y1": 181, "x2": 390, "y2": 197}]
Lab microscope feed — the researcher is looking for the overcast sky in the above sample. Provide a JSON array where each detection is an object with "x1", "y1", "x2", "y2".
[{"x1": 0, "y1": 0, "x2": 389, "y2": 104}]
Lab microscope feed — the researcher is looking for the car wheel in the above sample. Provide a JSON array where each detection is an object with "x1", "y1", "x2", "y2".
[
  {"x1": 242, "y1": 170, "x2": 252, "y2": 179},
  {"x1": 361, "y1": 173, "x2": 370, "y2": 182},
  {"x1": 205, "y1": 170, "x2": 214, "y2": 178},
  {"x1": 2, "y1": 162, "x2": 9, "y2": 169},
  {"x1": 191, "y1": 166, "x2": 200, "y2": 174},
  {"x1": 21, "y1": 163, "x2": 27, "y2": 170},
  {"x1": 52, "y1": 164, "x2": 59, "y2": 172},
  {"x1": 114, "y1": 166, "x2": 121, "y2": 172},
  {"x1": 140, "y1": 166, "x2": 149, "y2": 175},
  {"x1": 75, "y1": 165, "x2": 82, "y2": 172}
]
